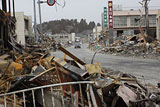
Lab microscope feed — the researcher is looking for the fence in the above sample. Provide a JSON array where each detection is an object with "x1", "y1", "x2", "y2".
[{"x1": 0, "y1": 81, "x2": 95, "y2": 107}]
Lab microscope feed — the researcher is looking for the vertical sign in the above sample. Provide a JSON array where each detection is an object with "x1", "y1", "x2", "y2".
[
  {"x1": 104, "y1": 7, "x2": 108, "y2": 29},
  {"x1": 108, "y1": 1, "x2": 113, "y2": 28}
]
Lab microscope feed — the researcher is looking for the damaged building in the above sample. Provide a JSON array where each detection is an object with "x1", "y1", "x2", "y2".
[
  {"x1": 13, "y1": 12, "x2": 33, "y2": 45},
  {"x1": 0, "y1": 0, "x2": 16, "y2": 54},
  {"x1": 102, "y1": 9, "x2": 160, "y2": 40}
]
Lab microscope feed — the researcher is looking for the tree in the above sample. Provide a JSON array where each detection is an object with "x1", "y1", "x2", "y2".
[
  {"x1": 88, "y1": 21, "x2": 95, "y2": 29},
  {"x1": 41, "y1": 19, "x2": 96, "y2": 34},
  {"x1": 78, "y1": 19, "x2": 88, "y2": 32}
]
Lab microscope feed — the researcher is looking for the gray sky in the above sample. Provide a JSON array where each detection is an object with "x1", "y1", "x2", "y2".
[{"x1": 14, "y1": 0, "x2": 160, "y2": 24}]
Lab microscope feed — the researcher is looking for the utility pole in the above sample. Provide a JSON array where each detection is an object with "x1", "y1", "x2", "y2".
[
  {"x1": 144, "y1": 0, "x2": 149, "y2": 36},
  {"x1": 36, "y1": 0, "x2": 55, "y2": 44},
  {"x1": 38, "y1": 0, "x2": 43, "y2": 43},
  {"x1": 33, "y1": 0, "x2": 38, "y2": 42}
]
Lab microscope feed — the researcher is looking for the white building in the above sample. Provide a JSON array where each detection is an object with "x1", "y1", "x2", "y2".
[
  {"x1": 102, "y1": 9, "x2": 160, "y2": 40},
  {"x1": 71, "y1": 33, "x2": 75, "y2": 42},
  {"x1": 93, "y1": 26, "x2": 102, "y2": 40},
  {"x1": 51, "y1": 33, "x2": 75, "y2": 44},
  {"x1": 14, "y1": 12, "x2": 33, "y2": 44},
  {"x1": 113, "y1": 9, "x2": 159, "y2": 39}
]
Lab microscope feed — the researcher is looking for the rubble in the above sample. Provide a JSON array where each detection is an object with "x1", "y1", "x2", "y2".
[
  {"x1": 1, "y1": 0, "x2": 159, "y2": 106},
  {"x1": 89, "y1": 34, "x2": 160, "y2": 60},
  {"x1": 0, "y1": 42, "x2": 159, "y2": 107}
]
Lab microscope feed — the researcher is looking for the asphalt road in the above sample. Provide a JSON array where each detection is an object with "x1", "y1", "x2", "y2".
[{"x1": 52, "y1": 44, "x2": 160, "y2": 85}]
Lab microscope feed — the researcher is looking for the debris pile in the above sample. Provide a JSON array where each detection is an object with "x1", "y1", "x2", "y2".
[
  {"x1": 0, "y1": 9, "x2": 16, "y2": 55},
  {"x1": 0, "y1": 44, "x2": 160, "y2": 107},
  {"x1": 89, "y1": 34, "x2": 160, "y2": 59}
]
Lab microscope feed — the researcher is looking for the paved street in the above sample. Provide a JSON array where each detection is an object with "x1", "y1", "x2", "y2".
[{"x1": 52, "y1": 44, "x2": 160, "y2": 85}]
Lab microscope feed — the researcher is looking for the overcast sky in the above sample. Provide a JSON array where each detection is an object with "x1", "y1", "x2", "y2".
[{"x1": 14, "y1": 0, "x2": 160, "y2": 24}]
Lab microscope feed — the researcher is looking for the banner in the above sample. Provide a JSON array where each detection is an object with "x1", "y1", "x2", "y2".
[{"x1": 108, "y1": 1, "x2": 113, "y2": 28}]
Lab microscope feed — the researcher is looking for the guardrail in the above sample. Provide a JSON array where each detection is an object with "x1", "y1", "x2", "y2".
[{"x1": 0, "y1": 81, "x2": 95, "y2": 107}]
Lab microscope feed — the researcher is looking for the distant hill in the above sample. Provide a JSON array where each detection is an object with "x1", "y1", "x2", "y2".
[{"x1": 40, "y1": 19, "x2": 95, "y2": 35}]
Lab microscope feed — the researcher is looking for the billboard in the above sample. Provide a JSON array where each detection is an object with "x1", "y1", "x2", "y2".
[{"x1": 108, "y1": 1, "x2": 113, "y2": 28}]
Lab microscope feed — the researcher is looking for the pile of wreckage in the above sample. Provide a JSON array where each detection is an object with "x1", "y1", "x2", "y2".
[
  {"x1": 0, "y1": 39, "x2": 160, "y2": 107},
  {"x1": 89, "y1": 34, "x2": 160, "y2": 59}
]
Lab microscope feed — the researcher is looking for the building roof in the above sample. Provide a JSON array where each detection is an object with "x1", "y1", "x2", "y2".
[{"x1": 113, "y1": 9, "x2": 159, "y2": 16}]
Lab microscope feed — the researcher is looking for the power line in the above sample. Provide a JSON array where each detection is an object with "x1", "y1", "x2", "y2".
[{"x1": 123, "y1": 6, "x2": 160, "y2": 8}]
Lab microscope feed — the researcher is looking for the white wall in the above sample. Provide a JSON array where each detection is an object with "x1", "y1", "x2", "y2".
[
  {"x1": 15, "y1": 12, "x2": 25, "y2": 44},
  {"x1": 13, "y1": 12, "x2": 33, "y2": 45},
  {"x1": 93, "y1": 26, "x2": 102, "y2": 40},
  {"x1": 71, "y1": 33, "x2": 75, "y2": 42},
  {"x1": 28, "y1": 16, "x2": 33, "y2": 37}
]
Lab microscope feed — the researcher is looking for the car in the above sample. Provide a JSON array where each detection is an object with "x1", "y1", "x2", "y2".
[{"x1": 74, "y1": 42, "x2": 81, "y2": 48}]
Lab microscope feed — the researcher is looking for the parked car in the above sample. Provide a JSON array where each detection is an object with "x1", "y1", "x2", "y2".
[{"x1": 74, "y1": 42, "x2": 81, "y2": 48}]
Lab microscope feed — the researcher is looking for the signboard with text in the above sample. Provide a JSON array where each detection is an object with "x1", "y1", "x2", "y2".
[
  {"x1": 108, "y1": 1, "x2": 113, "y2": 28},
  {"x1": 47, "y1": 0, "x2": 56, "y2": 6},
  {"x1": 104, "y1": 7, "x2": 108, "y2": 28}
]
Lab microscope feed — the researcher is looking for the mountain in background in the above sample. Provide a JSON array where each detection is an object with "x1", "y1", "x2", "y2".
[{"x1": 40, "y1": 19, "x2": 96, "y2": 35}]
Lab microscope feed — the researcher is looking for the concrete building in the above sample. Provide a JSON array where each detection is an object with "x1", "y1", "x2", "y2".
[
  {"x1": 51, "y1": 33, "x2": 75, "y2": 44},
  {"x1": 71, "y1": 33, "x2": 75, "y2": 42},
  {"x1": 93, "y1": 26, "x2": 102, "y2": 40},
  {"x1": 102, "y1": 9, "x2": 160, "y2": 40},
  {"x1": 14, "y1": 12, "x2": 33, "y2": 44}
]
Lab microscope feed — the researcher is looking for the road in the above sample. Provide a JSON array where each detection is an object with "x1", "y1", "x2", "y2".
[{"x1": 52, "y1": 44, "x2": 160, "y2": 85}]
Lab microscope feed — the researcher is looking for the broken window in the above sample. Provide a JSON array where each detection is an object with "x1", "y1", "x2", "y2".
[
  {"x1": 149, "y1": 15, "x2": 156, "y2": 26},
  {"x1": 24, "y1": 19, "x2": 29, "y2": 30},
  {"x1": 114, "y1": 16, "x2": 127, "y2": 27}
]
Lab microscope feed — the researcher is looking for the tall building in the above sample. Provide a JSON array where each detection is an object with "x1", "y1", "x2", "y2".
[{"x1": 14, "y1": 12, "x2": 33, "y2": 45}]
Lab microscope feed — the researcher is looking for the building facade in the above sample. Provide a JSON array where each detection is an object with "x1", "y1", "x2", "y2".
[
  {"x1": 14, "y1": 12, "x2": 33, "y2": 44},
  {"x1": 51, "y1": 33, "x2": 75, "y2": 44},
  {"x1": 102, "y1": 9, "x2": 160, "y2": 40},
  {"x1": 113, "y1": 10, "x2": 158, "y2": 38},
  {"x1": 93, "y1": 26, "x2": 102, "y2": 40}
]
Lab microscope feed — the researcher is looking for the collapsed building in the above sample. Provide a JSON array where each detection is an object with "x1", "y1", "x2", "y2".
[{"x1": 0, "y1": 0, "x2": 16, "y2": 54}]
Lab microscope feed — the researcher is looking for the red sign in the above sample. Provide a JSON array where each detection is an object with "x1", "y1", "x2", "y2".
[
  {"x1": 47, "y1": 0, "x2": 56, "y2": 6},
  {"x1": 108, "y1": 1, "x2": 113, "y2": 28}
]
